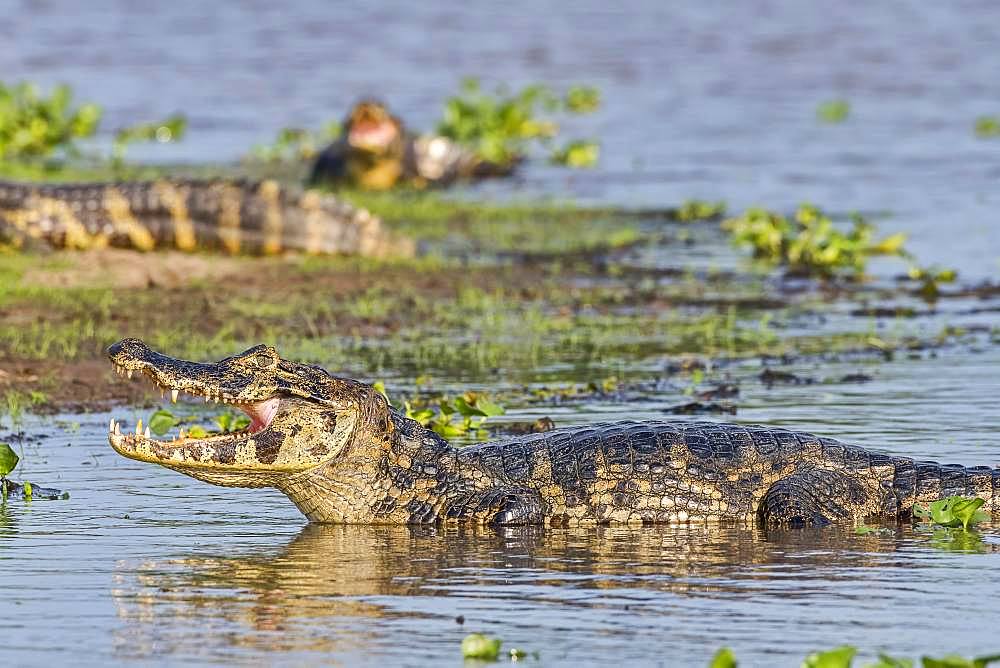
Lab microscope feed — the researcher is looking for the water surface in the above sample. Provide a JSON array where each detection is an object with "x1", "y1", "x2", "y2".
[{"x1": 2, "y1": 1, "x2": 1000, "y2": 665}]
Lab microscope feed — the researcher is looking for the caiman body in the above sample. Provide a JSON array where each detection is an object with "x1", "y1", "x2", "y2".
[
  {"x1": 106, "y1": 339, "x2": 1000, "y2": 527},
  {"x1": 0, "y1": 178, "x2": 408, "y2": 256}
]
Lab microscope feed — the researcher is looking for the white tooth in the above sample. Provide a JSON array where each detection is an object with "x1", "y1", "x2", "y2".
[
  {"x1": 171, "y1": 389, "x2": 179, "y2": 403},
  {"x1": 144, "y1": 426, "x2": 151, "y2": 439},
  {"x1": 114, "y1": 422, "x2": 120, "y2": 435},
  {"x1": 127, "y1": 369, "x2": 133, "y2": 379},
  {"x1": 204, "y1": 395, "x2": 209, "y2": 402},
  {"x1": 135, "y1": 418, "x2": 142, "y2": 435},
  {"x1": 179, "y1": 428, "x2": 186, "y2": 439},
  {"x1": 109, "y1": 418, "x2": 114, "y2": 433}
]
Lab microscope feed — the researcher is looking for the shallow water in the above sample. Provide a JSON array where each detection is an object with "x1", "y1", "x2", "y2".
[
  {"x1": 3, "y1": 336, "x2": 1000, "y2": 666},
  {"x1": 3, "y1": 1, "x2": 1000, "y2": 665}
]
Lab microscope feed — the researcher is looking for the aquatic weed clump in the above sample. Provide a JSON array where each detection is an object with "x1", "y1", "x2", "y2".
[
  {"x1": 722, "y1": 204, "x2": 906, "y2": 278},
  {"x1": 436, "y1": 78, "x2": 601, "y2": 168},
  {"x1": 0, "y1": 79, "x2": 186, "y2": 176}
]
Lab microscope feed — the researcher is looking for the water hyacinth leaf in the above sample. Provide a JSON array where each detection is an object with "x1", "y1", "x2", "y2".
[
  {"x1": 214, "y1": 411, "x2": 249, "y2": 433},
  {"x1": 564, "y1": 85, "x2": 601, "y2": 114},
  {"x1": 974, "y1": 116, "x2": 1000, "y2": 138},
  {"x1": 868, "y1": 654, "x2": 914, "y2": 668},
  {"x1": 817, "y1": 99, "x2": 850, "y2": 123},
  {"x1": 22, "y1": 481, "x2": 31, "y2": 499},
  {"x1": 187, "y1": 425, "x2": 208, "y2": 438},
  {"x1": 453, "y1": 396, "x2": 487, "y2": 417},
  {"x1": 710, "y1": 647, "x2": 738, "y2": 668},
  {"x1": 0, "y1": 443, "x2": 18, "y2": 476},
  {"x1": 801, "y1": 645, "x2": 857, "y2": 668},
  {"x1": 921, "y1": 655, "x2": 1000, "y2": 668},
  {"x1": 475, "y1": 397, "x2": 506, "y2": 417},
  {"x1": 950, "y1": 497, "x2": 985, "y2": 531},
  {"x1": 550, "y1": 140, "x2": 600, "y2": 168},
  {"x1": 461, "y1": 633, "x2": 502, "y2": 660},
  {"x1": 148, "y1": 409, "x2": 181, "y2": 436},
  {"x1": 432, "y1": 421, "x2": 465, "y2": 438},
  {"x1": 869, "y1": 232, "x2": 908, "y2": 255},
  {"x1": 915, "y1": 496, "x2": 988, "y2": 531}
]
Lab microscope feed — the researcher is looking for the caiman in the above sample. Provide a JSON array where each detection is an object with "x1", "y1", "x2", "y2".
[
  {"x1": 106, "y1": 339, "x2": 1000, "y2": 527},
  {"x1": 309, "y1": 99, "x2": 510, "y2": 190},
  {"x1": 0, "y1": 178, "x2": 409, "y2": 256}
]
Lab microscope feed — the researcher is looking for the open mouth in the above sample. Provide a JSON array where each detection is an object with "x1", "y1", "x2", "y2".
[
  {"x1": 348, "y1": 118, "x2": 398, "y2": 150},
  {"x1": 107, "y1": 360, "x2": 279, "y2": 466}
]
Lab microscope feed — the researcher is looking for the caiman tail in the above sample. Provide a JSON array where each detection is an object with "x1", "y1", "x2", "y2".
[{"x1": 0, "y1": 178, "x2": 412, "y2": 257}]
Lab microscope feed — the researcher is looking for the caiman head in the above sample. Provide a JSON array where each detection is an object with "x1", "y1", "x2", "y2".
[
  {"x1": 344, "y1": 99, "x2": 404, "y2": 155},
  {"x1": 106, "y1": 338, "x2": 392, "y2": 490}
]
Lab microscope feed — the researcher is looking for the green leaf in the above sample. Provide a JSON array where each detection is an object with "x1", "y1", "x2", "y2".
[
  {"x1": 461, "y1": 633, "x2": 502, "y2": 660},
  {"x1": 921, "y1": 655, "x2": 1000, "y2": 668},
  {"x1": 148, "y1": 409, "x2": 181, "y2": 436},
  {"x1": 869, "y1": 232, "x2": 907, "y2": 255},
  {"x1": 475, "y1": 397, "x2": 506, "y2": 417},
  {"x1": 550, "y1": 140, "x2": 599, "y2": 168},
  {"x1": 187, "y1": 425, "x2": 208, "y2": 438},
  {"x1": 867, "y1": 653, "x2": 914, "y2": 668},
  {"x1": 432, "y1": 421, "x2": 465, "y2": 438},
  {"x1": 22, "y1": 480, "x2": 31, "y2": 499},
  {"x1": 710, "y1": 647, "x2": 738, "y2": 668},
  {"x1": 453, "y1": 396, "x2": 487, "y2": 417},
  {"x1": 0, "y1": 443, "x2": 18, "y2": 476},
  {"x1": 802, "y1": 646, "x2": 857, "y2": 668},
  {"x1": 564, "y1": 85, "x2": 601, "y2": 114},
  {"x1": 974, "y1": 115, "x2": 1000, "y2": 138},
  {"x1": 215, "y1": 413, "x2": 232, "y2": 432},
  {"x1": 951, "y1": 497, "x2": 985, "y2": 531},
  {"x1": 817, "y1": 99, "x2": 850, "y2": 123},
  {"x1": 915, "y1": 496, "x2": 988, "y2": 531}
]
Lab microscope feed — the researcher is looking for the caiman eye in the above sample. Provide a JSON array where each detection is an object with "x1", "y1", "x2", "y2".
[{"x1": 251, "y1": 353, "x2": 277, "y2": 370}]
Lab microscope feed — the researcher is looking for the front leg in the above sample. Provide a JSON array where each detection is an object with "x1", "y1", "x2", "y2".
[
  {"x1": 444, "y1": 487, "x2": 545, "y2": 526},
  {"x1": 758, "y1": 469, "x2": 872, "y2": 527}
]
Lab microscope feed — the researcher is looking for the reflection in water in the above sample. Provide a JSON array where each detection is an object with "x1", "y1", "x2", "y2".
[{"x1": 111, "y1": 522, "x2": 995, "y2": 663}]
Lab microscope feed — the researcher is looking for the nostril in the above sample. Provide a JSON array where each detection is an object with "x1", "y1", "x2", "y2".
[
  {"x1": 106, "y1": 340, "x2": 124, "y2": 359},
  {"x1": 107, "y1": 338, "x2": 150, "y2": 361}
]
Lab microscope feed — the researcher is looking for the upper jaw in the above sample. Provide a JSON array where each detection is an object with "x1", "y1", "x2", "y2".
[{"x1": 107, "y1": 339, "x2": 268, "y2": 405}]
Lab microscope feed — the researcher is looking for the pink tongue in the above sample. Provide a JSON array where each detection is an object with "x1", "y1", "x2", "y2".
[{"x1": 240, "y1": 398, "x2": 279, "y2": 433}]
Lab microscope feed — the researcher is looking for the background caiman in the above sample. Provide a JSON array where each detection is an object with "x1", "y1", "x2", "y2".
[
  {"x1": 309, "y1": 99, "x2": 510, "y2": 190},
  {"x1": 0, "y1": 177, "x2": 410, "y2": 256},
  {"x1": 105, "y1": 339, "x2": 1000, "y2": 527}
]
